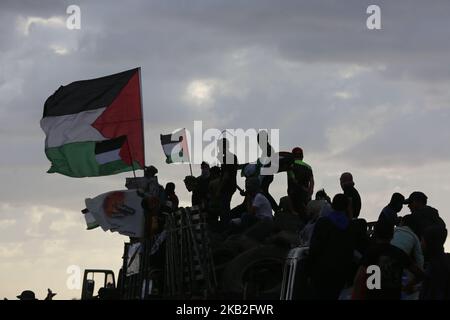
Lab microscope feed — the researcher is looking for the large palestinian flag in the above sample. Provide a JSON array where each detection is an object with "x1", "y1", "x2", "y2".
[{"x1": 41, "y1": 68, "x2": 145, "y2": 177}]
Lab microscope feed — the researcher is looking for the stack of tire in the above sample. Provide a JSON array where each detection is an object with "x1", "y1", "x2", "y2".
[{"x1": 210, "y1": 210, "x2": 302, "y2": 299}]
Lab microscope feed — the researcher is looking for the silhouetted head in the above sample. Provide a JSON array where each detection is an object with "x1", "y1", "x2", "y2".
[
  {"x1": 17, "y1": 290, "x2": 37, "y2": 300},
  {"x1": 389, "y1": 192, "x2": 405, "y2": 212},
  {"x1": 165, "y1": 182, "x2": 175, "y2": 194},
  {"x1": 404, "y1": 191, "x2": 427, "y2": 213},
  {"x1": 144, "y1": 165, "x2": 158, "y2": 178},
  {"x1": 245, "y1": 176, "x2": 261, "y2": 194},
  {"x1": 183, "y1": 175, "x2": 196, "y2": 192},
  {"x1": 340, "y1": 172, "x2": 354, "y2": 189},
  {"x1": 291, "y1": 147, "x2": 303, "y2": 160},
  {"x1": 201, "y1": 161, "x2": 210, "y2": 169},
  {"x1": 200, "y1": 161, "x2": 210, "y2": 177},
  {"x1": 315, "y1": 189, "x2": 331, "y2": 203},
  {"x1": 332, "y1": 193, "x2": 349, "y2": 213}
]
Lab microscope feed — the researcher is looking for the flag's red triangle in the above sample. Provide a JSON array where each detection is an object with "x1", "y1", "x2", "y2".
[{"x1": 92, "y1": 71, "x2": 144, "y2": 167}]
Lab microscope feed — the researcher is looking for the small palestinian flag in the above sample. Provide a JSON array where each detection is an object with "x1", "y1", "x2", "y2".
[
  {"x1": 160, "y1": 128, "x2": 190, "y2": 164},
  {"x1": 40, "y1": 68, "x2": 145, "y2": 177}
]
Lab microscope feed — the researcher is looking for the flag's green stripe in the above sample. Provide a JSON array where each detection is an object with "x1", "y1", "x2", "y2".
[
  {"x1": 86, "y1": 222, "x2": 99, "y2": 230},
  {"x1": 45, "y1": 141, "x2": 142, "y2": 177}
]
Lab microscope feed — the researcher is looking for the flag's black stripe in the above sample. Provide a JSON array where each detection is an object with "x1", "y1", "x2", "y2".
[
  {"x1": 43, "y1": 68, "x2": 138, "y2": 118},
  {"x1": 160, "y1": 133, "x2": 184, "y2": 145},
  {"x1": 95, "y1": 136, "x2": 126, "y2": 154}
]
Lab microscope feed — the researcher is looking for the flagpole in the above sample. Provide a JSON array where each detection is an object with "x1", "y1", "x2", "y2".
[
  {"x1": 126, "y1": 136, "x2": 137, "y2": 179},
  {"x1": 183, "y1": 128, "x2": 194, "y2": 176},
  {"x1": 138, "y1": 67, "x2": 146, "y2": 168}
]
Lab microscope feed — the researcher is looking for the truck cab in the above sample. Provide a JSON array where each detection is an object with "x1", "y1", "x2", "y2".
[{"x1": 81, "y1": 269, "x2": 118, "y2": 300}]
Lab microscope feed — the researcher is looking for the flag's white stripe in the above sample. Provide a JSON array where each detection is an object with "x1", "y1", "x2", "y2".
[
  {"x1": 162, "y1": 142, "x2": 180, "y2": 156},
  {"x1": 40, "y1": 108, "x2": 107, "y2": 148},
  {"x1": 95, "y1": 149, "x2": 121, "y2": 164}
]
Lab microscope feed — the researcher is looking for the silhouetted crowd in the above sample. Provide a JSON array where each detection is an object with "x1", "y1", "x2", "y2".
[{"x1": 174, "y1": 133, "x2": 449, "y2": 300}]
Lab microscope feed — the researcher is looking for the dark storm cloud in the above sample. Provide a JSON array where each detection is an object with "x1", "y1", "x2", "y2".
[{"x1": 0, "y1": 0, "x2": 449, "y2": 177}]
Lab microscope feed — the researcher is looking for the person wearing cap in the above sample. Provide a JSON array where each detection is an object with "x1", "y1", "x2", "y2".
[
  {"x1": 377, "y1": 193, "x2": 405, "y2": 228},
  {"x1": 17, "y1": 290, "x2": 37, "y2": 300},
  {"x1": 144, "y1": 165, "x2": 158, "y2": 178},
  {"x1": 142, "y1": 165, "x2": 165, "y2": 202},
  {"x1": 287, "y1": 147, "x2": 314, "y2": 221},
  {"x1": 17, "y1": 289, "x2": 56, "y2": 300},
  {"x1": 404, "y1": 191, "x2": 446, "y2": 239},
  {"x1": 185, "y1": 161, "x2": 211, "y2": 208},
  {"x1": 217, "y1": 138, "x2": 238, "y2": 224},
  {"x1": 340, "y1": 172, "x2": 362, "y2": 219}
]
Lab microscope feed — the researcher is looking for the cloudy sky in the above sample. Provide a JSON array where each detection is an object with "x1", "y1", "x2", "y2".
[{"x1": 1, "y1": 0, "x2": 450, "y2": 299}]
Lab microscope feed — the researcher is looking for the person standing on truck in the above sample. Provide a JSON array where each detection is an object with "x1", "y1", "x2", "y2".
[
  {"x1": 287, "y1": 147, "x2": 314, "y2": 221},
  {"x1": 184, "y1": 161, "x2": 211, "y2": 208},
  {"x1": 257, "y1": 130, "x2": 279, "y2": 211},
  {"x1": 404, "y1": 191, "x2": 446, "y2": 240},
  {"x1": 218, "y1": 138, "x2": 238, "y2": 225},
  {"x1": 378, "y1": 193, "x2": 405, "y2": 229},
  {"x1": 308, "y1": 194, "x2": 353, "y2": 299},
  {"x1": 340, "y1": 172, "x2": 361, "y2": 219},
  {"x1": 164, "y1": 182, "x2": 179, "y2": 211}
]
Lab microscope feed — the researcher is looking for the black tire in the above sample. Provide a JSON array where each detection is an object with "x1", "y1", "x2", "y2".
[
  {"x1": 212, "y1": 246, "x2": 239, "y2": 267},
  {"x1": 243, "y1": 220, "x2": 277, "y2": 242},
  {"x1": 223, "y1": 234, "x2": 259, "y2": 253},
  {"x1": 208, "y1": 230, "x2": 226, "y2": 249},
  {"x1": 221, "y1": 245, "x2": 288, "y2": 299},
  {"x1": 213, "y1": 238, "x2": 257, "y2": 292},
  {"x1": 266, "y1": 230, "x2": 299, "y2": 248},
  {"x1": 274, "y1": 212, "x2": 303, "y2": 234}
]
